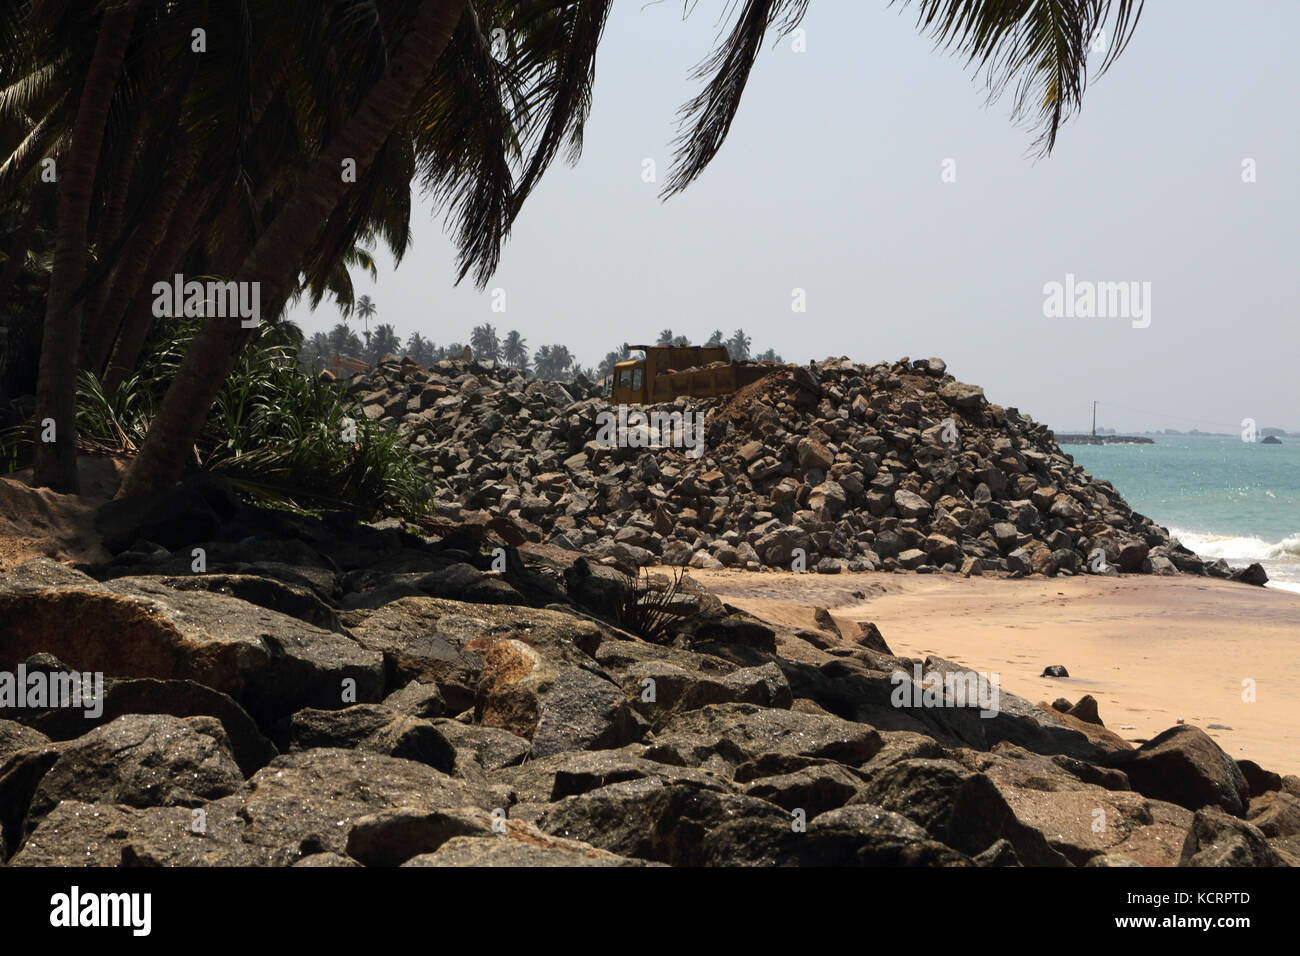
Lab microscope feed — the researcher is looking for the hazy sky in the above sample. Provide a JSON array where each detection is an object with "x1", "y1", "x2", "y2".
[{"x1": 288, "y1": 0, "x2": 1299, "y2": 434}]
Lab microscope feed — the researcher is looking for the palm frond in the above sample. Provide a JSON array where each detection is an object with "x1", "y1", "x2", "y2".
[
  {"x1": 664, "y1": 0, "x2": 808, "y2": 197},
  {"x1": 894, "y1": 0, "x2": 1145, "y2": 155}
]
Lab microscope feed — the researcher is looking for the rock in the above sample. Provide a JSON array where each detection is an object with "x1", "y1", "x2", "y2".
[
  {"x1": 489, "y1": 748, "x2": 730, "y2": 804},
  {"x1": 288, "y1": 705, "x2": 456, "y2": 773},
  {"x1": 432, "y1": 720, "x2": 531, "y2": 773},
  {"x1": 1040, "y1": 665, "x2": 1069, "y2": 678},
  {"x1": 403, "y1": 824, "x2": 650, "y2": 866},
  {"x1": 955, "y1": 745, "x2": 1192, "y2": 866},
  {"x1": 1179, "y1": 807, "x2": 1282, "y2": 867},
  {"x1": 0, "y1": 720, "x2": 49, "y2": 761},
  {"x1": 938, "y1": 382, "x2": 984, "y2": 408},
  {"x1": 381, "y1": 681, "x2": 449, "y2": 719},
  {"x1": 644, "y1": 703, "x2": 882, "y2": 776},
  {"x1": 1237, "y1": 759, "x2": 1282, "y2": 796},
  {"x1": 893, "y1": 490, "x2": 932, "y2": 519},
  {"x1": 473, "y1": 639, "x2": 646, "y2": 757},
  {"x1": 12, "y1": 678, "x2": 277, "y2": 777},
  {"x1": 851, "y1": 621, "x2": 892, "y2": 654},
  {"x1": 620, "y1": 660, "x2": 792, "y2": 730},
  {"x1": 854, "y1": 758, "x2": 1070, "y2": 866},
  {"x1": 1244, "y1": 790, "x2": 1300, "y2": 838},
  {"x1": 345, "y1": 806, "x2": 496, "y2": 866},
  {"x1": 292, "y1": 852, "x2": 362, "y2": 867},
  {"x1": 741, "y1": 763, "x2": 865, "y2": 818},
  {"x1": 796, "y1": 438, "x2": 834, "y2": 472},
  {"x1": 1111, "y1": 724, "x2": 1250, "y2": 816},
  {"x1": 1230, "y1": 563, "x2": 1268, "y2": 586},
  {"x1": 236, "y1": 749, "x2": 496, "y2": 863},
  {"x1": 93, "y1": 483, "x2": 223, "y2": 554},
  {"x1": 1067, "y1": 694, "x2": 1103, "y2": 726},
  {"x1": 0, "y1": 560, "x2": 384, "y2": 726},
  {"x1": 22, "y1": 714, "x2": 244, "y2": 837},
  {"x1": 11, "y1": 796, "x2": 275, "y2": 866}
]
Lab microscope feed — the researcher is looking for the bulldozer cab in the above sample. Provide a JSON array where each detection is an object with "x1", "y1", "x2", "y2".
[{"x1": 611, "y1": 361, "x2": 644, "y2": 404}]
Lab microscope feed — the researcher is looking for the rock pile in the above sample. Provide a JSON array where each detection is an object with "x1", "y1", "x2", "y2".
[
  {"x1": 2, "y1": 491, "x2": 1295, "y2": 867},
  {"x1": 348, "y1": 354, "x2": 1261, "y2": 582}
]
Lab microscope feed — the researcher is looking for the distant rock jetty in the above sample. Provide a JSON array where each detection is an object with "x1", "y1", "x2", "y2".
[{"x1": 1055, "y1": 434, "x2": 1154, "y2": 446}]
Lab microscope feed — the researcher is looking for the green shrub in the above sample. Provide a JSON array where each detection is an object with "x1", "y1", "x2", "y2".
[{"x1": 0, "y1": 318, "x2": 431, "y2": 518}]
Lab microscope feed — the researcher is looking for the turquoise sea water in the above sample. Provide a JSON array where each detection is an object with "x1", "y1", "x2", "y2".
[{"x1": 1067, "y1": 436, "x2": 1300, "y2": 590}]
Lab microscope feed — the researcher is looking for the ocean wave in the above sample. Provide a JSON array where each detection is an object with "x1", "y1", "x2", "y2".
[{"x1": 1169, "y1": 528, "x2": 1300, "y2": 563}]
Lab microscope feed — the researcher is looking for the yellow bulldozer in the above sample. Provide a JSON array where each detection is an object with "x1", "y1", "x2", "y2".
[
  {"x1": 326, "y1": 353, "x2": 369, "y2": 379},
  {"x1": 607, "y1": 345, "x2": 772, "y2": 405}
]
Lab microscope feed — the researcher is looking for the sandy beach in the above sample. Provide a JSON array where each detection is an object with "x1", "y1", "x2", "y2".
[{"x1": 690, "y1": 569, "x2": 1300, "y2": 777}]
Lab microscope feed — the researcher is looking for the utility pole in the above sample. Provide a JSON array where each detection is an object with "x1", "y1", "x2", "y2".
[{"x1": 1092, "y1": 401, "x2": 1097, "y2": 437}]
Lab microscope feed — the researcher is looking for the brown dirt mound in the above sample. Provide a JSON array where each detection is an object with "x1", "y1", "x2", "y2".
[{"x1": 0, "y1": 455, "x2": 128, "y2": 571}]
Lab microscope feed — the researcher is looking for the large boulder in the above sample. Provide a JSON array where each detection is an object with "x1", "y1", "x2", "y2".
[
  {"x1": 287, "y1": 705, "x2": 456, "y2": 773},
  {"x1": 10, "y1": 796, "x2": 275, "y2": 866},
  {"x1": 0, "y1": 560, "x2": 384, "y2": 725},
  {"x1": 1179, "y1": 807, "x2": 1282, "y2": 867},
  {"x1": 473, "y1": 639, "x2": 646, "y2": 757},
  {"x1": 1109, "y1": 725, "x2": 1250, "y2": 816},
  {"x1": 235, "y1": 749, "x2": 497, "y2": 864},
  {"x1": 643, "y1": 703, "x2": 882, "y2": 776},
  {"x1": 22, "y1": 714, "x2": 244, "y2": 837}
]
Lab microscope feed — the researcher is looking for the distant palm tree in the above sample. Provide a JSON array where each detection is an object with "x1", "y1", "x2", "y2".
[
  {"x1": 471, "y1": 323, "x2": 500, "y2": 361},
  {"x1": 327, "y1": 323, "x2": 364, "y2": 359},
  {"x1": 532, "y1": 345, "x2": 552, "y2": 378},
  {"x1": 549, "y1": 345, "x2": 575, "y2": 378},
  {"x1": 706, "y1": 330, "x2": 725, "y2": 348},
  {"x1": 727, "y1": 329, "x2": 752, "y2": 361},
  {"x1": 355, "y1": 294, "x2": 378, "y2": 354},
  {"x1": 657, "y1": 329, "x2": 674, "y2": 347},
  {"x1": 502, "y1": 330, "x2": 529, "y2": 370},
  {"x1": 533, "y1": 344, "x2": 575, "y2": 380},
  {"x1": 755, "y1": 347, "x2": 782, "y2": 362},
  {"x1": 367, "y1": 322, "x2": 402, "y2": 364},
  {"x1": 406, "y1": 331, "x2": 434, "y2": 367},
  {"x1": 299, "y1": 331, "x2": 331, "y2": 373},
  {"x1": 599, "y1": 343, "x2": 632, "y2": 379}
]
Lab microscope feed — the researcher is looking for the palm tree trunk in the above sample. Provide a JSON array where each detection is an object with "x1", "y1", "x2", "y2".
[
  {"x1": 100, "y1": 177, "x2": 223, "y2": 395},
  {"x1": 81, "y1": 135, "x2": 202, "y2": 377},
  {"x1": 32, "y1": 0, "x2": 141, "y2": 492},
  {"x1": 119, "y1": 0, "x2": 467, "y2": 499}
]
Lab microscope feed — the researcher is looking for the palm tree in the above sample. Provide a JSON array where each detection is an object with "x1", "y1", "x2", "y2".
[
  {"x1": 31, "y1": 0, "x2": 143, "y2": 491},
  {"x1": 706, "y1": 330, "x2": 725, "y2": 348},
  {"x1": 406, "y1": 331, "x2": 434, "y2": 367},
  {"x1": 501, "y1": 329, "x2": 529, "y2": 370},
  {"x1": 327, "y1": 323, "x2": 364, "y2": 361},
  {"x1": 119, "y1": 0, "x2": 472, "y2": 497},
  {"x1": 367, "y1": 323, "x2": 403, "y2": 364},
  {"x1": 532, "y1": 344, "x2": 553, "y2": 378},
  {"x1": 657, "y1": 329, "x2": 674, "y2": 347},
  {"x1": 598, "y1": 343, "x2": 631, "y2": 379},
  {"x1": 356, "y1": 294, "x2": 378, "y2": 335},
  {"x1": 755, "y1": 347, "x2": 783, "y2": 362},
  {"x1": 470, "y1": 323, "x2": 500, "y2": 361},
  {"x1": 727, "y1": 329, "x2": 752, "y2": 361},
  {"x1": 299, "y1": 332, "x2": 331, "y2": 373}
]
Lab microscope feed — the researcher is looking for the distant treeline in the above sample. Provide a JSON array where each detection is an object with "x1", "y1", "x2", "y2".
[{"x1": 298, "y1": 323, "x2": 783, "y2": 383}]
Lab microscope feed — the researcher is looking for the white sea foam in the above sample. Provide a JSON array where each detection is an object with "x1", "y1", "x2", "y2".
[
  {"x1": 1169, "y1": 528, "x2": 1300, "y2": 563},
  {"x1": 1169, "y1": 527, "x2": 1300, "y2": 589}
]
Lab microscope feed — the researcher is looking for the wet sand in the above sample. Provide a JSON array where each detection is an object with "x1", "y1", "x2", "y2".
[{"x1": 689, "y1": 569, "x2": 1300, "y2": 776}]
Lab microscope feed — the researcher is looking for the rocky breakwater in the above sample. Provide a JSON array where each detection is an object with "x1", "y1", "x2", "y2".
[
  {"x1": 348, "y1": 354, "x2": 1263, "y2": 583},
  {"x1": 0, "y1": 486, "x2": 1294, "y2": 867}
]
